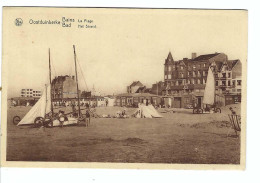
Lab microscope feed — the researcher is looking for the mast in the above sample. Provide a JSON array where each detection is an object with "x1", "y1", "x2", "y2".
[
  {"x1": 157, "y1": 82, "x2": 158, "y2": 95},
  {"x1": 213, "y1": 66, "x2": 216, "y2": 105},
  {"x1": 73, "y1": 45, "x2": 81, "y2": 117},
  {"x1": 49, "y1": 48, "x2": 54, "y2": 116}
]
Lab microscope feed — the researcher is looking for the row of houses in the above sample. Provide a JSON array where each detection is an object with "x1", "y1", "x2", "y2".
[
  {"x1": 16, "y1": 52, "x2": 242, "y2": 109},
  {"x1": 114, "y1": 92, "x2": 241, "y2": 108},
  {"x1": 121, "y1": 52, "x2": 242, "y2": 108}
]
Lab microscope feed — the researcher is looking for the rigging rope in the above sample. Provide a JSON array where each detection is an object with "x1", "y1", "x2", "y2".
[
  {"x1": 51, "y1": 56, "x2": 57, "y2": 78},
  {"x1": 76, "y1": 57, "x2": 89, "y2": 91}
]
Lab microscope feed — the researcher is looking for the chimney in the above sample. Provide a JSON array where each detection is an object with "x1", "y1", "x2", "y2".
[{"x1": 192, "y1": 53, "x2": 197, "y2": 59}]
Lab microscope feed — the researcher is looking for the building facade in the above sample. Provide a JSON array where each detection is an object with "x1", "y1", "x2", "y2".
[
  {"x1": 127, "y1": 81, "x2": 145, "y2": 93},
  {"x1": 21, "y1": 88, "x2": 42, "y2": 98},
  {"x1": 212, "y1": 59, "x2": 242, "y2": 94},
  {"x1": 163, "y1": 52, "x2": 228, "y2": 95},
  {"x1": 51, "y1": 75, "x2": 80, "y2": 100},
  {"x1": 159, "y1": 51, "x2": 242, "y2": 108}
]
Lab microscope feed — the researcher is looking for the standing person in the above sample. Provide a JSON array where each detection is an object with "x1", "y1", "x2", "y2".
[
  {"x1": 85, "y1": 108, "x2": 91, "y2": 126},
  {"x1": 106, "y1": 99, "x2": 108, "y2": 107},
  {"x1": 71, "y1": 100, "x2": 77, "y2": 117},
  {"x1": 86, "y1": 102, "x2": 89, "y2": 109}
]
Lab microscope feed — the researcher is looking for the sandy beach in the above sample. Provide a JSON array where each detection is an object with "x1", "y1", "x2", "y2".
[{"x1": 6, "y1": 104, "x2": 240, "y2": 164}]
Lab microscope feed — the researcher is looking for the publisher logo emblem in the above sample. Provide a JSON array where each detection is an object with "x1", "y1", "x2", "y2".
[{"x1": 15, "y1": 18, "x2": 23, "y2": 26}]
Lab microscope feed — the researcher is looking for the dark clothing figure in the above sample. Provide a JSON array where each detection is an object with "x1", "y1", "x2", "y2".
[
  {"x1": 229, "y1": 107, "x2": 236, "y2": 115},
  {"x1": 85, "y1": 109, "x2": 91, "y2": 126}
]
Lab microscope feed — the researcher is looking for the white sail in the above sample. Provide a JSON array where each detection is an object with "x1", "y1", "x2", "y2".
[
  {"x1": 203, "y1": 67, "x2": 215, "y2": 105},
  {"x1": 17, "y1": 85, "x2": 51, "y2": 125}
]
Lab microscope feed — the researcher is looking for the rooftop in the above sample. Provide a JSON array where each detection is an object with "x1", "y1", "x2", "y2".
[
  {"x1": 116, "y1": 93, "x2": 158, "y2": 97},
  {"x1": 192, "y1": 53, "x2": 220, "y2": 61}
]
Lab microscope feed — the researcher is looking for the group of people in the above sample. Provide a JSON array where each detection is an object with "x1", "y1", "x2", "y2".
[{"x1": 53, "y1": 100, "x2": 97, "y2": 108}]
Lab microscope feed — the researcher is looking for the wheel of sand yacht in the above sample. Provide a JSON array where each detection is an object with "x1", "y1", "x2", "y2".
[
  {"x1": 193, "y1": 108, "x2": 199, "y2": 114},
  {"x1": 215, "y1": 108, "x2": 221, "y2": 113},
  {"x1": 13, "y1": 116, "x2": 21, "y2": 125},
  {"x1": 34, "y1": 117, "x2": 44, "y2": 127}
]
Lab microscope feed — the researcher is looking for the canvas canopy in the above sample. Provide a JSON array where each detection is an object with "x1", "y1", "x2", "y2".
[
  {"x1": 17, "y1": 85, "x2": 51, "y2": 125},
  {"x1": 203, "y1": 67, "x2": 215, "y2": 105},
  {"x1": 133, "y1": 104, "x2": 163, "y2": 118}
]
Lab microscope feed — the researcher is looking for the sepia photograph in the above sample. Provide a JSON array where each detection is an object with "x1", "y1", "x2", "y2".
[{"x1": 1, "y1": 7, "x2": 247, "y2": 169}]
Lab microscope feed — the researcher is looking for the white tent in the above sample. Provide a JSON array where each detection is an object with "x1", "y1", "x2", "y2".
[
  {"x1": 203, "y1": 67, "x2": 215, "y2": 105},
  {"x1": 17, "y1": 85, "x2": 51, "y2": 126},
  {"x1": 133, "y1": 104, "x2": 163, "y2": 118}
]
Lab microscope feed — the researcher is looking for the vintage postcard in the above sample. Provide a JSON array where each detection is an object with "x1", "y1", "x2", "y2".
[{"x1": 1, "y1": 7, "x2": 247, "y2": 169}]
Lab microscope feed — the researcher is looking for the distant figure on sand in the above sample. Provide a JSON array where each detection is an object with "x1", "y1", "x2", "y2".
[
  {"x1": 85, "y1": 109, "x2": 91, "y2": 126},
  {"x1": 229, "y1": 107, "x2": 236, "y2": 115}
]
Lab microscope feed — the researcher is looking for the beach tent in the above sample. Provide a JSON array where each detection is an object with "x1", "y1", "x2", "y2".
[
  {"x1": 133, "y1": 104, "x2": 163, "y2": 118},
  {"x1": 17, "y1": 85, "x2": 51, "y2": 126}
]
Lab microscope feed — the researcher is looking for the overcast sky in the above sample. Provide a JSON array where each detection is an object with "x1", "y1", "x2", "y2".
[{"x1": 3, "y1": 8, "x2": 247, "y2": 97}]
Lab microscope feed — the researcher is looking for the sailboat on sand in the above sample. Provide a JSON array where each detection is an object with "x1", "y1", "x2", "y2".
[
  {"x1": 17, "y1": 45, "x2": 86, "y2": 127},
  {"x1": 193, "y1": 66, "x2": 221, "y2": 114}
]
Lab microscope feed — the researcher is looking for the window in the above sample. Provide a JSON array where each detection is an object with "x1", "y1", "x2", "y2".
[
  {"x1": 216, "y1": 81, "x2": 218, "y2": 86},
  {"x1": 198, "y1": 79, "x2": 201, "y2": 84},
  {"x1": 228, "y1": 81, "x2": 231, "y2": 86},
  {"x1": 180, "y1": 66, "x2": 184, "y2": 70},
  {"x1": 237, "y1": 80, "x2": 241, "y2": 86},
  {"x1": 222, "y1": 81, "x2": 226, "y2": 86},
  {"x1": 168, "y1": 66, "x2": 171, "y2": 71},
  {"x1": 193, "y1": 64, "x2": 196, "y2": 69},
  {"x1": 191, "y1": 79, "x2": 194, "y2": 84},
  {"x1": 165, "y1": 75, "x2": 167, "y2": 79},
  {"x1": 228, "y1": 73, "x2": 231, "y2": 78},
  {"x1": 193, "y1": 71, "x2": 196, "y2": 77},
  {"x1": 203, "y1": 63, "x2": 206, "y2": 67},
  {"x1": 197, "y1": 64, "x2": 200, "y2": 69},
  {"x1": 168, "y1": 74, "x2": 171, "y2": 79},
  {"x1": 180, "y1": 73, "x2": 184, "y2": 78},
  {"x1": 198, "y1": 71, "x2": 201, "y2": 77},
  {"x1": 232, "y1": 80, "x2": 236, "y2": 86},
  {"x1": 176, "y1": 81, "x2": 179, "y2": 86}
]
